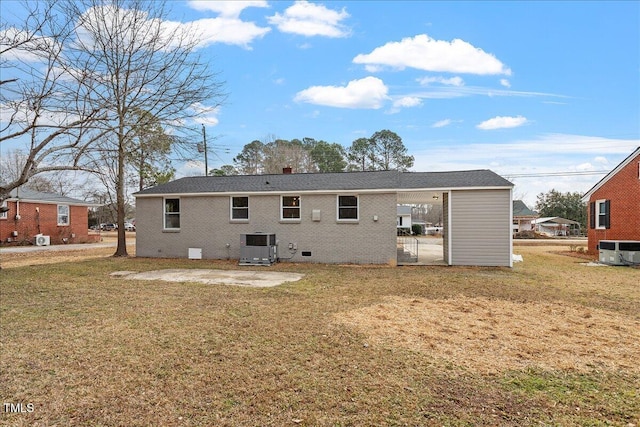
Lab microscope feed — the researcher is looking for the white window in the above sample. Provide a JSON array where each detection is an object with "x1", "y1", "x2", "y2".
[
  {"x1": 230, "y1": 196, "x2": 249, "y2": 221},
  {"x1": 164, "y1": 198, "x2": 180, "y2": 230},
  {"x1": 338, "y1": 195, "x2": 359, "y2": 221},
  {"x1": 281, "y1": 196, "x2": 300, "y2": 220},
  {"x1": 57, "y1": 204, "x2": 69, "y2": 225},
  {"x1": 596, "y1": 199, "x2": 609, "y2": 229},
  {"x1": 0, "y1": 201, "x2": 7, "y2": 220}
]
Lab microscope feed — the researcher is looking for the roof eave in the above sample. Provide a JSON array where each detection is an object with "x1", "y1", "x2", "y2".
[{"x1": 581, "y1": 146, "x2": 640, "y2": 202}]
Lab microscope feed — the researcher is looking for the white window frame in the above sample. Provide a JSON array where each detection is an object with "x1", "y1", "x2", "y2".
[
  {"x1": 57, "y1": 204, "x2": 70, "y2": 226},
  {"x1": 337, "y1": 195, "x2": 359, "y2": 222},
  {"x1": 163, "y1": 197, "x2": 181, "y2": 230},
  {"x1": 281, "y1": 195, "x2": 301, "y2": 221},
  {"x1": 230, "y1": 196, "x2": 249, "y2": 221},
  {"x1": 595, "y1": 199, "x2": 607, "y2": 229},
  {"x1": 0, "y1": 201, "x2": 7, "y2": 220}
]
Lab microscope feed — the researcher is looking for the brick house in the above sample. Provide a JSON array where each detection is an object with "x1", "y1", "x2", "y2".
[
  {"x1": 134, "y1": 169, "x2": 515, "y2": 267},
  {"x1": 0, "y1": 187, "x2": 101, "y2": 245},
  {"x1": 581, "y1": 147, "x2": 640, "y2": 254}
]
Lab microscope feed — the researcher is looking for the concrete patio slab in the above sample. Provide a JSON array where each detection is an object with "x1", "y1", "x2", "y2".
[{"x1": 111, "y1": 269, "x2": 304, "y2": 287}]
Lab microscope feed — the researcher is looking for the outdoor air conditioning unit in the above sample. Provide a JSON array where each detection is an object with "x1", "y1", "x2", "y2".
[
  {"x1": 34, "y1": 234, "x2": 51, "y2": 246},
  {"x1": 239, "y1": 233, "x2": 277, "y2": 266},
  {"x1": 599, "y1": 240, "x2": 640, "y2": 266}
]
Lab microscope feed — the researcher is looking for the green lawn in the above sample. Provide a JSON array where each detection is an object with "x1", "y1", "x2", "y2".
[{"x1": 1, "y1": 248, "x2": 638, "y2": 426}]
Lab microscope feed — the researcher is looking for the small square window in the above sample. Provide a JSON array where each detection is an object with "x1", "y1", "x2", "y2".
[
  {"x1": 338, "y1": 195, "x2": 358, "y2": 221},
  {"x1": 281, "y1": 196, "x2": 300, "y2": 220},
  {"x1": 231, "y1": 196, "x2": 249, "y2": 220}
]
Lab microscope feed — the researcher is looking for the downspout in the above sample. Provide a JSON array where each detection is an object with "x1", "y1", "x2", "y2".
[
  {"x1": 509, "y1": 188, "x2": 513, "y2": 268},
  {"x1": 447, "y1": 190, "x2": 452, "y2": 266}
]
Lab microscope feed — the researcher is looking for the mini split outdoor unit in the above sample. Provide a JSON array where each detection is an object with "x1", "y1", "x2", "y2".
[
  {"x1": 34, "y1": 234, "x2": 50, "y2": 246},
  {"x1": 239, "y1": 233, "x2": 277, "y2": 266},
  {"x1": 599, "y1": 240, "x2": 640, "y2": 266}
]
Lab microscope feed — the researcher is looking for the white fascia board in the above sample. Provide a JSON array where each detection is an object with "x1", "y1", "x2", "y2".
[
  {"x1": 134, "y1": 185, "x2": 513, "y2": 199},
  {"x1": 5, "y1": 198, "x2": 102, "y2": 207},
  {"x1": 581, "y1": 147, "x2": 640, "y2": 202}
]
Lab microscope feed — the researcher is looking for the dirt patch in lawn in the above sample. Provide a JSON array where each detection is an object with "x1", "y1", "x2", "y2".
[
  {"x1": 335, "y1": 296, "x2": 640, "y2": 375},
  {"x1": 111, "y1": 269, "x2": 304, "y2": 287}
]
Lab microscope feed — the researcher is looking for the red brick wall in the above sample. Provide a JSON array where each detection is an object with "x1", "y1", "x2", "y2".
[
  {"x1": 586, "y1": 153, "x2": 640, "y2": 253},
  {"x1": 0, "y1": 201, "x2": 93, "y2": 245}
]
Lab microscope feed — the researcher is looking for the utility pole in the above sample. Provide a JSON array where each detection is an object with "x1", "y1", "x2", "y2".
[{"x1": 202, "y1": 124, "x2": 208, "y2": 176}]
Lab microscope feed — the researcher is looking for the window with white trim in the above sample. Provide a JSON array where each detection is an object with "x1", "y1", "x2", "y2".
[
  {"x1": 337, "y1": 195, "x2": 359, "y2": 221},
  {"x1": 281, "y1": 196, "x2": 300, "y2": 220},
  {"x1": 164, "y1": 198, "x2": 181, "y2": 229},
  {"x1": 0, "y1": 201, "x2": 7, "y2": 219},
  {"x1": 230, "y1": 196, "x2": 249, "y2": 220},
  {"x1": 596, "y1": 199, "x2": 610, "y2": 229},
  {"x1": 57, "y1": 204, "x2": 69, "y2": 225}
]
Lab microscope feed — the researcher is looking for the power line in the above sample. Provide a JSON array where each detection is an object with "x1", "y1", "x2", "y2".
[{"x1": 505, "y1": 171, "x2": 609, "y2": 178}]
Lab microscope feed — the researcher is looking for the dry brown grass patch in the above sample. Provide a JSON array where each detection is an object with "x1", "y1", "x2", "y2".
[{"x1": 335, "y1": 296, "x2": 640, "y2": 375}]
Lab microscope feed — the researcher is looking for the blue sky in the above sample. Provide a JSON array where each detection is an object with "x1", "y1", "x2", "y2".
[
  {"x1": 2, "y1": 1, "x2": 639, "y2": 207},
  {"x1": 176, "y1": 0, "x2": 639, "y2": 207}
]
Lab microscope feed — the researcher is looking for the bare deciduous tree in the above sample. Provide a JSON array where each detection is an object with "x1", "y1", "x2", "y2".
[
  {"x1": 62, "y1": 0, "x2": 225, "y2": 256},
  {"x1": 1, "y1": 0, "x2": 107, "y2": 200},
  {"x1": 2, "y1": 0, "x2": 226, "y2": 256}
]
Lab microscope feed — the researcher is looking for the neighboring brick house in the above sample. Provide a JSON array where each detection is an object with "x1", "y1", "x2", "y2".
[
  {"x1": 0, "y1": 187, "x2": 100, "y2": 245},
  {"x1": 581, "y1": 147, "x2": 640, "y2": 254},
  {"x1": 134, "y1": 169, "x2": 515, "y2": 266}
]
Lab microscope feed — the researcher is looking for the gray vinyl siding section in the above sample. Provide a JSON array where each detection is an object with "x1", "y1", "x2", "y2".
[
  {"x1": 136, "y1": 193, "x2": 397, "y2": 264},
  {"x1": 450, "y1": 189, "x2": 512, "y2": 267}
]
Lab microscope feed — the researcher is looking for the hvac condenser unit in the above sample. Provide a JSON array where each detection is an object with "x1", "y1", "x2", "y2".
[
  {"x1": 239, "y1": 233, "x2": 277, "y2": 266},
  {"x1": 34, "y1": 234, "x2": 50, "y2": 246},
  {"x1": 599, "y1": 240, "x2": 640, "y2": 266}
]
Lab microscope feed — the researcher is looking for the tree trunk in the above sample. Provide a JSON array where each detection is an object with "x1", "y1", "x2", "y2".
[{"x1": 114, "y1": 133, "x2": 128, "y2": 257}]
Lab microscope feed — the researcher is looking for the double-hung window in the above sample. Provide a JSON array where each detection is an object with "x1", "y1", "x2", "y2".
[
  {"x1": 337, "y1": 195, "x2": 359, "y2": 221},
  {"x1": 596, "y1": 199, "x2": 610, "y2": 229},
  {"x1": 164, "y1": 198, "x2": 181, "y2": 230},
  {"x1": 230, "y1": 196, "x2": 249, "y2": 221},
  {"x1": 57, "y1": 204, "x2": 69, "y2": 225},
  {"x1": 590, "y1": 199, "x2": 610, "y2": 229},
  {"x1": 281, "y1": 196, "x2": 301, "y2": 220},
  {"x1": 0, "y1": 201, "x2": 7, "y2": 220}
]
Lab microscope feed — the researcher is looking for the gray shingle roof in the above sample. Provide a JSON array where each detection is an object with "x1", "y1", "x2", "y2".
[
  {"x1": 7, "y1": 187, "x2": 99, "y2": 206},
  {"x1": 513, "y1": 200, "x2": 537, "y2": 217},
  {"x1": 135, "y1": 169, "x2": 513, "y2": 196}
]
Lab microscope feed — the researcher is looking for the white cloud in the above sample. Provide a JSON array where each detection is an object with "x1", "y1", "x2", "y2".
[
  {"x1": 0, "y1": 28, "x2": 59, "y2": 62},
  {"x1": 432, "y1": 119, "x2": 452, "y2": 128},
  {"x1": 594, "y1": 156, "x2": 609, "y2": 165},
  {"x1": 187, "y1": 1, "x2": 268, "y2": 18},
  {"x1": 353, "y1": 34, "x2": 511, "y2": 75},
  {"x1": 189, "y1": 18, "x2": 270, "y2": 49},
  {"x1": 410, "y1": 134, "x2": 639, "y2": 207},
  {"x1": 294, "y1": 76, "x2": 389, "y2": 109},
  {"x1": 393, "y1": 96, "x2": 422, "y2": 108},
  {"x1": 418, "y1": 76, "x2": 464, "y2": 86},
  {"x1": 268, "y1": 1, "x2": 351, "y2": 37},
  {"x1": 500, "y1": 79, "x2": 511, "y2": 88},
  {"x1": 477, "y1": 115, "x2": 528, "y2": 130},
  {"x1": 191, "y1": 103, "x2": 221, "y2": 126}
]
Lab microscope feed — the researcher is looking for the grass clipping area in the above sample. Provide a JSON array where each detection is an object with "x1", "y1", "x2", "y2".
[{"x1": 336, "y1": 296, "x2": 640, "y2": 375}]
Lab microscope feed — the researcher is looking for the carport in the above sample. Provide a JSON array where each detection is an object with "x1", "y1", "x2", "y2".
[{"x1": 395, "y1": 178, "x2": 513, "y2": 267}]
